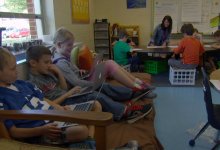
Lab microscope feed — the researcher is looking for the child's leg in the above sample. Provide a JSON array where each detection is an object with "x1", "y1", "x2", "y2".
[
  {"x1": 65, "y1": 125, "x2": 89, "y2": 142},
  {"x1": 104, "y1": 60, "x2": 143, "y2": 89}
]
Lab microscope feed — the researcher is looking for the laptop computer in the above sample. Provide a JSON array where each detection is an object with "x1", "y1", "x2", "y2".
[
  {"x1": 70, "y1": 63, "x2": 106, "y2": 98},
  {"x1": 80, "y1": 54, "x2": 103, "y2": 79},
  {"x1": 55, "y1": 100, "x2": 95, "y2": 128}
]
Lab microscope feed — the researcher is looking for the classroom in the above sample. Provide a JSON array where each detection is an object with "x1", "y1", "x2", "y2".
[{"x1": 0, "y1": 0, "x2": 220, "y2": 150}]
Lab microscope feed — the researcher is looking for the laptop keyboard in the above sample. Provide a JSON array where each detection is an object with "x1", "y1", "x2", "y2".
[{"x1": 73, "y1": 102, "x2": 93, "y2": 111}]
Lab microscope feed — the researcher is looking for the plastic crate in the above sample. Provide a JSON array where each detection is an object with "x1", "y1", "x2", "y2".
[
  {"x1": 144, "y1": 60, "x2": 168, "y2": 74},
  {"x1": 217, "y1": 61, "x2": 220, "y2": 68},
  {"x1": 169, "y1": 66, "x2": 196, "y2": 85}
]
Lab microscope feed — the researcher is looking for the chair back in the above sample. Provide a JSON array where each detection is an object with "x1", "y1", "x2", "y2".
[{"x1": 201, "y1": 68, "x2": 215, "y2": 125}]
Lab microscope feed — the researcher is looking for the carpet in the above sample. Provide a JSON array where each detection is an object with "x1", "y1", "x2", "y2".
[
  {"x1": 187, "y1": 122, "x2": 218, "y2": 144},
  {"x1": 150, "y1": 71, "x2": 203, "y2": 87}
]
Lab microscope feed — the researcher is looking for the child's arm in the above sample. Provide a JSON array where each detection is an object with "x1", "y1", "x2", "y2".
[
  {"x1": 48, "y1": 64, "x2": 68, "y2": 90},
  {"x1": 173, "y1": 39, "x2": 184, "y2": 54},
  {"x1": 9, "y1": 123, "x2": 61, "y2": 139},
  {"x1": 45, "y1": 86, "x2": 81, "y2": 105},
  {"x1": 211, "y1": 43, "x2": 220, "y2": 49}
]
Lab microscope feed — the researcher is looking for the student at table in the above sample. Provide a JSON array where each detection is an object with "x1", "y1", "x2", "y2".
[
  {"x1": 168, "y1": 23, "x2": 204, "y2": 69},
  {"x1": 206, "y1": 30, "x2": 220, "y2": 71},
  {"x1": 148, "y1": 15, "x2": 172, "y2": 46}
]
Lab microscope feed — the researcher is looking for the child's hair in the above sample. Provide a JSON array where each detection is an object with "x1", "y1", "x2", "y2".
[
  {"x1": 194, "y1": 28, "x2": 199, "y2": 33},
  {"x1": 180, "y1": 23, "x2": 194, "y2": 35},
  {"x1": 26, "y1": 46, "x2": 51, "y2": 63},
  {"x1": 118, "y1": 29, "x2": 129, "y2": 39},
  {"x1": 53, "y1": 27, "x2": 74, "y2": 44},
  {"x1": 0, "y1": 47, "x2": 14, "y2": 71},
  {"x1": 214, "y1": 30, "x2": 220, "y2": 37},
  {"x1": 161, "y1": 15, "x2": 172, "y2": 33}
]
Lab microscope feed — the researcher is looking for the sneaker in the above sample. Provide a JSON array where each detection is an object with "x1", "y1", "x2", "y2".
[
  {"x1": 124, "y1": 104, "x2": 152, "y2": 124},
  {"x1": 114, "y1": 140, "x2": 140, "y2": 150},
  {"x1": 144, "y1": 91, "x2": 157, "y2": 99},
  {"x1": 131, "y1": 88, "x2": 151, "y2": 102},
  {"x1": 141, "y1": 82, "x2": 156, "y2": 90}
]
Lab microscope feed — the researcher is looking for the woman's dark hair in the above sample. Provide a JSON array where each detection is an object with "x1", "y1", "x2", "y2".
[
  {"x1": 180, "y1": 23, "x2": 194, "y2": 35},
  {"x1": 161, "y1": 15, "x2": 172, "y2": 33}
]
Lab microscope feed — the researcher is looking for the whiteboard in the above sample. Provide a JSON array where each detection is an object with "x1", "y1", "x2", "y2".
[{"x1": 153, "y1": 0, "x2": 220, "y2": 34}]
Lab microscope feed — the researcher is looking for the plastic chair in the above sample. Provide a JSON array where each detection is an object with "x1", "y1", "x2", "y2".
[{"x1": 189, "y1": 67, "x2": 220, "y2": 150}]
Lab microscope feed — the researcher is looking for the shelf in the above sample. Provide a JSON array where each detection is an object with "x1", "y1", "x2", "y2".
[
  {"x1": 95, "y1": 38, "x2": 109, "y2": 40},
  {"x1": 95, "y1": 45, "x2": 109, "y2": 48},
  {"x1": 94, "y1": 22, "x2": 111, "y2": 59},
  {"x1": 110, "y1": 25, "x2": 139, "y2": 46},
  {"x1": 94, "y1": 29, "x2": 108, "y2": 31}
]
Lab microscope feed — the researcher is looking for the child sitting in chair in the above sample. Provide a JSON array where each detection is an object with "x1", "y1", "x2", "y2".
[
  {"x1": 113, "y1": 29, "x2": 140, "y2": 72},
  {"x1": 0, "y1": 47, "x2": 93, "y2": 146}
]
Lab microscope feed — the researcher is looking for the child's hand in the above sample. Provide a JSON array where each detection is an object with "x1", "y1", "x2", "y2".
[
  {"x1": 79, "y1": 69, "x2": 87, "y2": 77},
  {"x1": 63, "y1": 105, "x2": 71, "y2": 110},
  {"x1": 162, "y1": 42, "x2": 167, "y2": 47},
  {"x1": 66, "y1": 86, "x2": 81, "y2": 97},
  {"x1": 41, "y1": 123, "x2": 62, "y2": 140},
  {"x1": 48, "y1": 64, "x2": 61, "y2": 75}
]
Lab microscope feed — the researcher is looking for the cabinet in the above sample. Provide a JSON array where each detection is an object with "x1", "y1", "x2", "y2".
[
  {"x1": 110, "y1": 25, "x2": 139, "y2": 46},
  {"x1": 94, "y1": 22, "x2": 111, "y2": 59}
]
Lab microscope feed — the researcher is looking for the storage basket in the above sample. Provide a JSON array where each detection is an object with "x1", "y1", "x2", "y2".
[
  {"x1": 144, "y1": 60, "x2": 168, "y2": 74},
  {"x1": 169, "y1": 66, "x2": 196, "y2": 85}
]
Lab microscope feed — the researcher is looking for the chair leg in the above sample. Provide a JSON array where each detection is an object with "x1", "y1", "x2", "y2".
[
  {"x1": 212, "y1": 131, "x2": 220, "y2": 150},
  {"x1": 211, "y1": 143, "x2": 220, "y2": 150},
  {"x1": 189, "y1": 122, "x2": 209, "y2": 146}
]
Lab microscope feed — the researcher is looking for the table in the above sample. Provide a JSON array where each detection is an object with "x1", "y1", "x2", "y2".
[
  {"x1": 133, "y1": 45, "x2": 173, "y2": 54},
  {"x1": 210, "y1": 69, "x2": 220, "y2": 80},
  {"x1": 134, "y1": 45, "x2": 218, "y2": 54},
  {"x1": 209, "y1": 69, "x2": 220, "y2": 91}
]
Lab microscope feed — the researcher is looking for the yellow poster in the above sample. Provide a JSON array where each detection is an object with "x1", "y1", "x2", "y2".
[{"x1": 71, "y1": 0, "x2": 89, "y2": 24}]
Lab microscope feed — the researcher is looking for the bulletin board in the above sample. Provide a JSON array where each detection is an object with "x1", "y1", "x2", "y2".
[
  {"x1": 153, "y1": 0, "x2": 220, "y2": 34},
  {"x1": 71, "y1": 0, "x2": 90, "y2": 24}
]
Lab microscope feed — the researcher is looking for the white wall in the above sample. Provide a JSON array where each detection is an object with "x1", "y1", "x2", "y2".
[
  {"x1": 52, "y1": 0, "x2": 95, "y2": 49},
  {"x1": 42, "y1": 0, "x2": 153, "y2": 49},
  {"x1": 93, "y1": 0, "x2": 153, "y2": 46}
]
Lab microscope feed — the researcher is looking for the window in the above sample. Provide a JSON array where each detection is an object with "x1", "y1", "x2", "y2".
[{"x1": 0, "y1": 0, "x2": 43, "y2": 63}]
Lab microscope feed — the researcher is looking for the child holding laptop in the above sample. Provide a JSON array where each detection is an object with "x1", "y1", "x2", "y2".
[
  {"x1": 52, "y1": 27, "x2": 156, "y2": 98},
  {"x1": 26, "y1": 46, "x2": 152, "y2": 123},
  {"x1": 0, "y1": 47, "x2": 92, "y2": 146}
]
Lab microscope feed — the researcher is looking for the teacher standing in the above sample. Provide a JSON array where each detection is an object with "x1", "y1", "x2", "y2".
[{"x1": 148, "y1": 15, "x2": 173, "y2": 46}]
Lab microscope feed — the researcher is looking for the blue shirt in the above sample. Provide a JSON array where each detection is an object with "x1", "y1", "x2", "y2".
[
  {"x1": 0, "y1": 80, "x2": 53, "y2": 129},
  {"x1": 149, "y1": 24, "x2": 171, "y2": 46}
]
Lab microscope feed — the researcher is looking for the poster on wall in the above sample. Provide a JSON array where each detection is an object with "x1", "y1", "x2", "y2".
[
  {"x1": 71, "y1": 0, "x2": 89, "y2": 24},
  {"x1": 127, "y1": 0, "x2": 147, "y2": 9}
]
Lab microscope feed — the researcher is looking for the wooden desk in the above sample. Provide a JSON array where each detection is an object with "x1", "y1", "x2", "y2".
[
  {"x1": 210, "y1": 69, "x2": 220, "y2": 91},
  {"x1": 210, "y1": 69, "x2": 220, "y2": 80},
  {"x1": 134, "y1": 45, "x2": 173, "y2": 54},
  {"x1": 134, "y1": 45, "x2": 218, "y2": 53}
]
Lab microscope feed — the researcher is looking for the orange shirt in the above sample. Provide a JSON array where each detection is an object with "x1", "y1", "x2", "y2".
[{"x1": 173, "y1": 37, "x2": 204, "y2": 65}]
